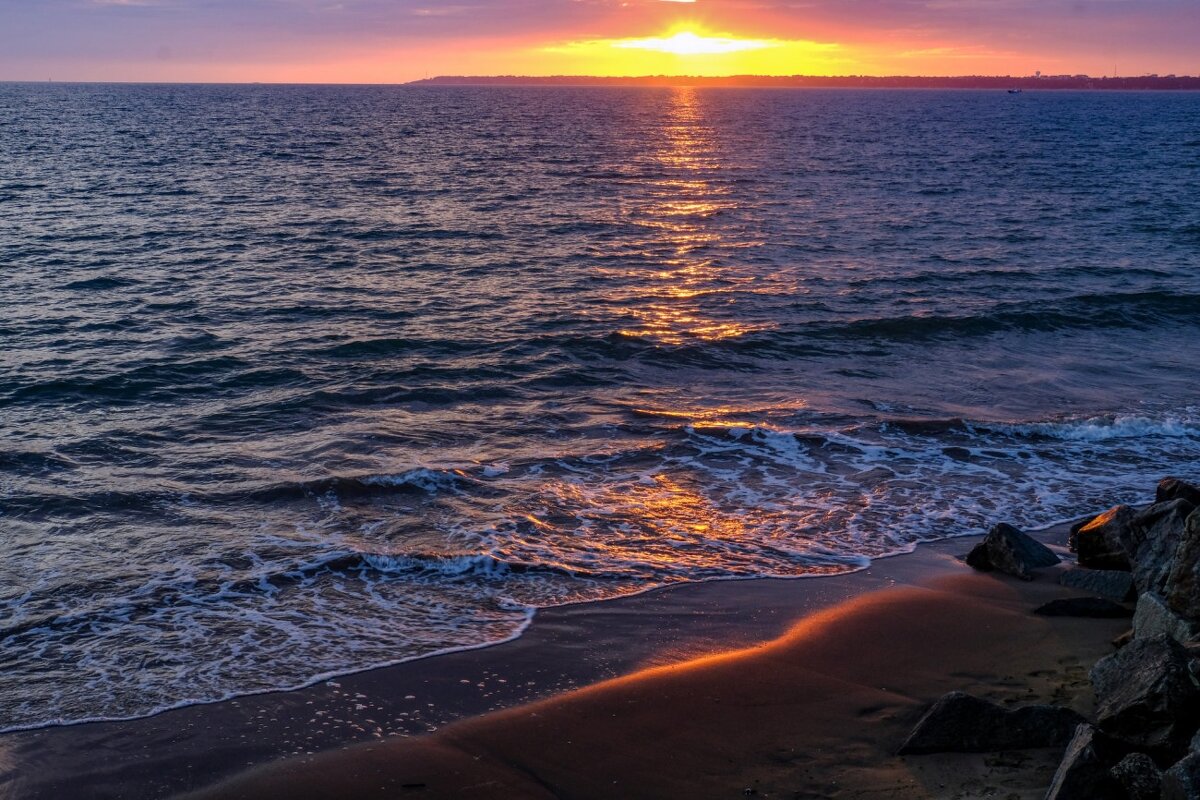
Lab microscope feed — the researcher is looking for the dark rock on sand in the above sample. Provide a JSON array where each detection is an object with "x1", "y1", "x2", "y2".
[
  {"x1": 1046, "y1": 724, "x2": 1126, "y2": 800},
  {"x1": 1134, "y1": 593, "x2": 1200, "y2": 643},
  {"x1": 1166, "y1": 509, "x2": 1200, "y2": 620},
  {"x1": 1091, "y1": 635, "x2": 1200, "y2": 759},
  {"x1": 1035, "y1": 597, "x2": 1134, "y2": 618},
  {"x1": 897, "y1": 691, "x2": 1083, "y2": 755},
  {"x1": 1158, "y1": 477, "x2": 1200, "y2": 507},
  {"x1": 1072, "y1": 505, "x2": 1136, "y2": 571},
  {"x1": 1129, "y1": 500, "x2": 1195, "y2": 595},
  {"x1": 1162, "y1": 752, "x2": 1200, "y2": 800},
  {"x1": 1110, "y1": 752, "x2": 1163, "y2": 800},
  {"x1": 965, "y1": 523, "x2": 1060, "y2": 581},
  {"x1": 1060, "y1": 567, "x2": 1135, "y2": 602}
]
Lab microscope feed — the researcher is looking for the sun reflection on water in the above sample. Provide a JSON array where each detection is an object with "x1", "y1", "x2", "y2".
[{"x1": 608, "y1": 87, "x2": 775, "y2": 345}]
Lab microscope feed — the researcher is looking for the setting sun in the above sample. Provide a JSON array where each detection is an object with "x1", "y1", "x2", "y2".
[
  {"x1": 614, "y1": 31, "x2": 778, "y2": 56},
  {"x1": 539, "y1": 24, "x2": 844, "y2": 78}
]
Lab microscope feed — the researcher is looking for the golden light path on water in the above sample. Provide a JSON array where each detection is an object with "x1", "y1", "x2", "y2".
[
  {"x1": 612, "y1": 88, "x2": 776, "y2": 345},
  {"x1": 516, "y1": 89, "x2": 822, "y2": 579}
]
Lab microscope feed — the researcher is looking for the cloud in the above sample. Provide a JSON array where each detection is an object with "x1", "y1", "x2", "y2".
[{"x1": 0, "y1": 0, "x2": 1195, "y2": 80}]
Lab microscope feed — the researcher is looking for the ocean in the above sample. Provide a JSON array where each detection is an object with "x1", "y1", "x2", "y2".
[{"x1": 2, "y1": 83, "x2": 1199, "y2": 732}]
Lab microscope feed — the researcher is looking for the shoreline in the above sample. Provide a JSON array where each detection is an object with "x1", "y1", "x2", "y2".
[
  {"x1": 180, "y1": 525, "x2": 1129, "y2": 800},
  {"x1": 2, "y1": 508, "x2": 1101, "y2": 739},
  {"x1": 2, "y1": 520, "x2": 1116, "y2": 800}
]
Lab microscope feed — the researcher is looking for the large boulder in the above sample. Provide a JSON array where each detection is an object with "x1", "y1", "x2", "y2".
[
  {"x1": 1162, "y1": 752, "x2": 1200, "y2": 800},
  {"x1": 1129, "y1": 500, "x2": 1195, "y2": 596},
  {"x1": 965, "y1": 523, "x2": 1060, "y2": 580},
  {"x1": 1046, "y1": 724, "x2": 1126, "y2": 800},
  {"x1": 1166, "y1": 509, "x2": 1200, "y2": 619},
  {"x1": 897, "y1": 691, "x2": 1083, "y2": 754},
  {"x1": 1134, "y1": 592, "x2": 1200, "y2": 642},
  {"x1": 1072, "y1": 505, "x2": 1137, "y2": 571},
  {"x1": 1110, "y1": 752, "x2": 1163, "y2": 800},
  {"x1": 1158, "y1": 477, "x2": 1200, "y2": 507},
  {"x1": 1060, "y1": 567, "x2": 1135, "y2": 602},
  {"x1": 1090, "y1": 634, "x2": 1200, "y2": 759}
]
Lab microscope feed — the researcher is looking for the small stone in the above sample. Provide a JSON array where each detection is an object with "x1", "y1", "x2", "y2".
[
  {"x1": 898, "y1": 692, "x2": 1083, "y2": 755},
  {"x1": 1158, "y1": 477, "x2": 1200, "y2": 507},
  {"x1": 1035, "y1": 597, "x2": 1134, "y2": 618},
  {"x1": 1129, "y1": 500, "x2": 1195, "y2": 596},
  {"x1": 1166, "y1": 509, "x2": 1200, "y2": 619},
  {"x1": 1091, "y1": 634, "x2": 1200, "y2": 760},
  {"x1": 1162, "y1": 752, "x2": 1200, "y2": 800},
  {"x1": 1046, "y1": 724, "x2": 1125, "y2": 800},
  {"x1": 1060, "y1": 567, "x2": 1136, "y2": 602},
  {"x1": 1110, "y1": 752, "x2": 1163, "y2": 800},
  {"x1": 1113, "y1": 628, "x2": 1135, "y2": 649},
  {"x1": 1072, "y1": 506, "x2": 1136, "y2": 571},
  {"x1": 966, "y1": 522, "x2": 1060, "y2": 581},
  {"x1": 1133, "y1": 593, "x2": 1200, "y2": 642}
]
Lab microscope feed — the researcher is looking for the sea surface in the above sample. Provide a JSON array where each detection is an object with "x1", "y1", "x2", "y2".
[{"x1": 2, "y1": 84, "x2": 1199, "y2": 732}]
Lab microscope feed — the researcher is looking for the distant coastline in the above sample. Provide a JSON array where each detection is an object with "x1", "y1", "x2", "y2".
[{"x1": 410, "y1": 74, "x2": 1200, "y2": 90}]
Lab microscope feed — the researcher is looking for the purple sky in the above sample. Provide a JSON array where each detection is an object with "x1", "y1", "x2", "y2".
[{"x1": 1, "y1": 0, "x2": 1196, "y2": 82}]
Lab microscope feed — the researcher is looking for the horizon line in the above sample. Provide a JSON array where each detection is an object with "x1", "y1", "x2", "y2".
[{"x1": 5, "y1": 73, "x2": 1199, "y2": 88}]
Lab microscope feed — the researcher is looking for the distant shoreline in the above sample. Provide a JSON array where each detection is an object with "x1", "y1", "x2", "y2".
[{"x1": 410, "y1": 74, "x2": 1200, "y2": 90}]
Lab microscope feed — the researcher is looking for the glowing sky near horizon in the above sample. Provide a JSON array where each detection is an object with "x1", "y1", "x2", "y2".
[{"x1": 0, "y1": 0, "x2": 1196, "y2": 83}]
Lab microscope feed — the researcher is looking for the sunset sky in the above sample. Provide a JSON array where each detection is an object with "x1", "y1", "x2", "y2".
[{"x1": 1, "y1": 0, "x2": 1197, "y2": 83}]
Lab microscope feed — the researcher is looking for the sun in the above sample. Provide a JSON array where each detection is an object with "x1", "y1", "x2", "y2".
[
  {"x1": 614, "y1": 31, "x2": 778, "y2": 56},
  {"x1": 537, "y1": 24, "x2": 846, "y2": 78}
]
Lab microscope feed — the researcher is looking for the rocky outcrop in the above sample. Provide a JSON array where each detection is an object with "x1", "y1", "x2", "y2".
[
  {"x1": 1133, "y1": 592, "x2": 1200, "y2": 642},
  {"x1": 1071, "y1": 505, "x2": 1136, "y2": 571},
  {"x1": 965, "y1": 523, "x2": 1060, "y2": 580},
  {"x1": 1128, "y1": 500, "x2": 1195, "y2": 596},
  {"x1": 1034, "y1": 597, "x2": 1133, "y2": 618},
  {"x1": 1090, "y1": 635, "x2": 1200, "y2": 760},
  {"x1": 952, "y1": 478, "x2": 1200, "y2": 799},
  {"x1": 1045, "y1": 724, "x2": 1126, "y2": 800},
  {"x1": 1059, "y1": 567, "x2": 1135, "y2": 602},
  {"x1": 897, "y1": 692, "x2": 1083, "y2": 755}
]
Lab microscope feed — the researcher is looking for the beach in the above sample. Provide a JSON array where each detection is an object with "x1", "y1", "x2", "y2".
[
  {"x1": 1, "y1": 523, "x2": 1130, "y2": 799},
  {"x1": 4, "y1": 84, "x2": 1200, "y2": 800}
]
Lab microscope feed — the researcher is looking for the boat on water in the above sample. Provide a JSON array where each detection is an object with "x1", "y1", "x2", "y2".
[{"x1": 1008, "y1": 88, "x2": 1023, "y2": 94}]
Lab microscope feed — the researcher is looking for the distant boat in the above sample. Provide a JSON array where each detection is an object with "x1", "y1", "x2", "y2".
[{"x1": 1007, "y1": 88, "x2": 1023, "y2": 94}]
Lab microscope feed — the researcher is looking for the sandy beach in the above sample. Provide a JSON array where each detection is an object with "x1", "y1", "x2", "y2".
[
  {"x1": 179, "y1": 529, "x2": 1125, "y2": 800},
  {"x1": 2, "y1": 524, "x2": 1130, "y2": 799}
]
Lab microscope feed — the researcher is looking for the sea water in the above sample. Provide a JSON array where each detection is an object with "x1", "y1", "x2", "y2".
[{"x1": 1, "y1": 84, "x2": 1199, "y2": 730}]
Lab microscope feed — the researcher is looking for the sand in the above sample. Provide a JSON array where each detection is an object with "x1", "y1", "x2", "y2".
[{"x1": 174, "y1": 534, "x2": 1129, "y2": 800}]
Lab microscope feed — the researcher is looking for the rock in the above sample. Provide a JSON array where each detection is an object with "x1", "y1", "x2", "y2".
[
  {"x1": 1158, "y1": 477, "x2": 1200, "y2": 507},
  {"x1": 1035, "y1": 597, "x2": 1134, "y2": 618},
  {"x1": 897, "y1": 691, "x2": 1084, "y2": 755},
  {"x1": 1134, "y1": 593, "x2": 1200, "y2": 642},
  {"x1": 1110, "y1": 752, "x2": 1163, "y2": 800},
  {"x1": 1072, "y1": 505, "x2": 1137, "y2": 571},
  {"x1": 965, "y1": 523, "x2": 1060, "y2": 580},
  {"x1": 1114, "y1": 629, "x2": 1135, "y2": 649},
  {"x1": 1166, "y1": 510, "x2": 1200, "y2": 619},
  {"x1": 1060, "y1": 567, "x2": 1136, "y2": 602},
  {"x1": 1046, "y1": 724, "x2": 1126, "y2": 800},
  {"x1": 1162, "y1": 752, "x2": 1200, "y2": 800},
  {"x1": 1129, "y1": 500, "x2": 1195, "y2": 596},
  {"x1": 1091, "y1": 634, "x2": 1200, "y2": 759}
]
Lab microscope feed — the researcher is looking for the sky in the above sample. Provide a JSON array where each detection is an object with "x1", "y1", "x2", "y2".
[{"x1": 0, "y1": 0, "x2": 1197, "y2": 83}]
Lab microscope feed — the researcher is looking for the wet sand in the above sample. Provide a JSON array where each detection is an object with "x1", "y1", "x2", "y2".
[{"x1": 3, "y1": 528, "x2": 1126, "y2": 800}]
